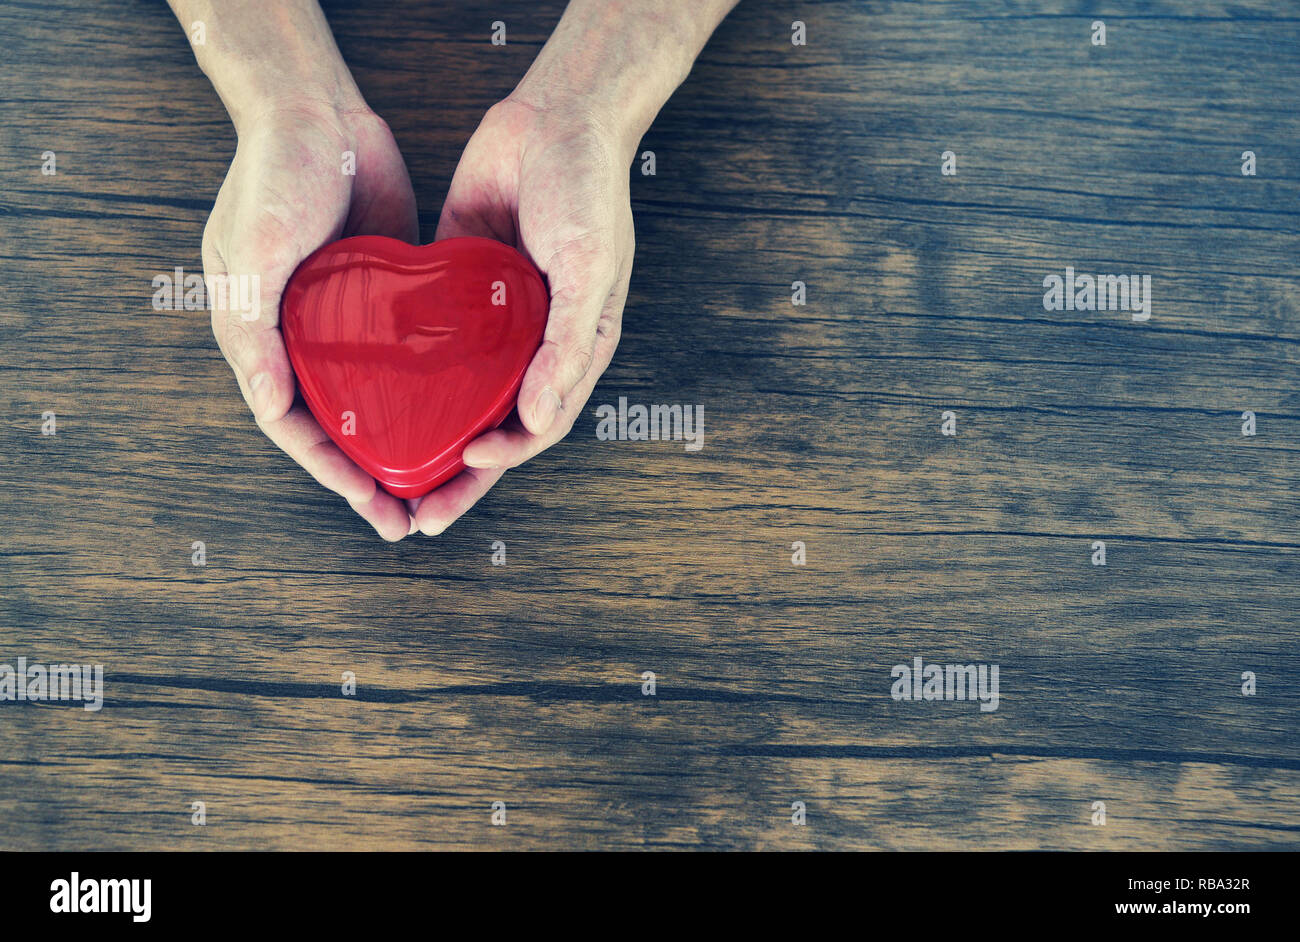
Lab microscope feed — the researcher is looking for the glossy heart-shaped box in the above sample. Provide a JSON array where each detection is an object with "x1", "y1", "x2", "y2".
[{"x1": 281, "y1": 235, "x2": 548, "y2": 498}]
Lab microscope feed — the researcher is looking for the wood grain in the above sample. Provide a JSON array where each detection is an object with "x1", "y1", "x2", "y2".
[{"x1": 0, "y1": 0, "x2": 1297, "y2": 850}]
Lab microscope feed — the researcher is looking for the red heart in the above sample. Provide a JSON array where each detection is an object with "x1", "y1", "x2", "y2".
[{"x1": 281, "y1": 235, "x2": 548, "y2": 498}]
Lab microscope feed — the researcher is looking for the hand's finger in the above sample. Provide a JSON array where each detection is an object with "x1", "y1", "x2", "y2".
[
  {"x1": 204, "y1": 226, "x2": 302, "y2": 426},
  {"x1": 345, "y1": 150, "x2": 420, "y2": 243},
  {"x1": 517, "y1": 239, "x2": 620, "y2": 437},
  {"x1": 348, "y1": 487, "x2": 418, "y2": 543},
  {"x1": 434, "y1": 134, "x2": 518, "y2": 245},
  {"x1": 459, "y1": 416, "x2": 533, "y2": 470},
  {"x1": 413, "y1": 465, "x2": 508, "y2": 536},
  {"x1": 463, "y1": 272, "x2": 626, "y2": 470},
  {"x1": 257, "y1": 404, "x2": 414, "y2": 541},
  {"x1": 347, "y1": 191, "x2": 420, "y2": 244},
  {"x1": 214, "y1": 306, "x2": 298, "y2": 425},
  {"x1": 435, "y1": 192, "x2": 516, "y2": 245},
  {"x1": 256, "y1": 404, "x2": 377, "y2": 505}
]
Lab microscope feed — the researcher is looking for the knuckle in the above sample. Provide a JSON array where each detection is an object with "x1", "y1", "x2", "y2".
[
  {"x1": 565, "y1": 341, "x2": 596, "y2": 380},
  {"x1": 595, "y1": 309, "x2": 622, "y2": 350},
  {"x1": 549, "y1": 237, "x2": 617, "y2": 285},
  {"x1": 217, "y1": 314, "x2": 256, "y2": 369}
]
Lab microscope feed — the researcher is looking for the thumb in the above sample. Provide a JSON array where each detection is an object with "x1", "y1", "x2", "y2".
[
  {"x1": 204, "y1": 235, "x2": 297, "y2": 425},
  {"x1": 345, "y1": 165, "x2": 419, "y2": 243},
  {"x1": 517, "y1": 253, "x2": 618, "y2": 436}
]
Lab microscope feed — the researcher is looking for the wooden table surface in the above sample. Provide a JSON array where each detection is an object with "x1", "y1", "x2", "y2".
[{"x1": 2, "y1": 0, "x2": 1297, "y2": 851}]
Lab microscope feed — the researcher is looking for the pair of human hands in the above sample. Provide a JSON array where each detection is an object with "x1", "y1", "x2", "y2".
[{"x1": 202, "y1": 97, "x2": 632, "y2": 540}]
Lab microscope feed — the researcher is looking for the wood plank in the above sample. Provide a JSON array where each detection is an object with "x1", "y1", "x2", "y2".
[{"x1": 1, "y1": 0, "x2": 1297, "y2": 850}]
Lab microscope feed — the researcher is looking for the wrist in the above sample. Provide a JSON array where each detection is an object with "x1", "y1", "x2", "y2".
[
  {"x1": 509, "y1": 0, "x2": 731, "y2": 164},
  {"x1": 218, "y1": 67, "x2": 366, "y2": 138},
  {"x1": 173, "y1": 0, "x2": 366, "y2": 136}
]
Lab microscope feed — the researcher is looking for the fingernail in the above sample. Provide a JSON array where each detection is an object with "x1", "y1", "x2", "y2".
[
  {"x1": 462, "y1": 447, "x2": 500, "y2": 470},
  {"x1": 407, "y1": 515, "x2": 418, "y2": 536},
  {"x1": 249, "y1": 372, "x2": 271, "y2": 418},
  {"x1": 533, "y1": 387, "x2": 562, "y2": 433},
  {"x1": 420, "y1": 520, "x2": 447, "y2": 537}
]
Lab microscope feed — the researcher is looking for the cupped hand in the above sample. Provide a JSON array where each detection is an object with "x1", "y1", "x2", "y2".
[
  {"x1": 410, "y1": 98, "x2": 634, "y2": 535},
  {"x1": 201, "y1": 101, "x2": 419, "y2": 541}
]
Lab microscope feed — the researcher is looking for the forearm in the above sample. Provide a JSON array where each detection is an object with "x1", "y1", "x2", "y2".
[
  {"x1": 510, "y1": 0, "x2": 740, "y2": 162},
  {"x1": 166, "y1": 0, "x2": 365, "y2": 134}
]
